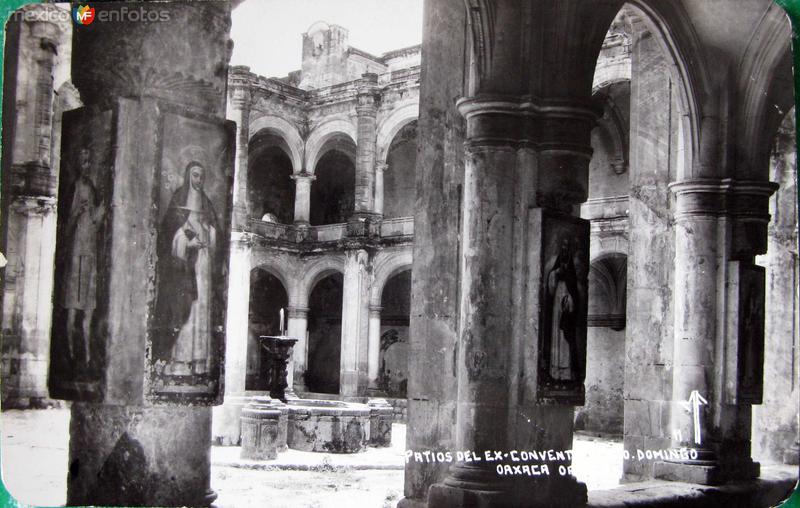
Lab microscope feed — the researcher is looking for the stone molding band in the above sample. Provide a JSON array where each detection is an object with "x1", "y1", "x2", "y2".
[
  {"x1": 456, "y1": 95, "x2": 599, "y2": 153},
  {"x1": 670, "y1": 178, "x2": 778, "y2": 221}
]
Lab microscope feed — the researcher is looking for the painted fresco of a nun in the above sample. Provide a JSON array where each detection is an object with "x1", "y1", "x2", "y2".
[
  {"x1": 154, "y1": 161, "x2": 221, "y2": 376},
  {"x1": 544, "y1": 237, "x2": 582, "y2": 382}
]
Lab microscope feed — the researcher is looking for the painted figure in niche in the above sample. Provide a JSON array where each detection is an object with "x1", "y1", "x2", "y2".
[
  {"x1": 61, "y1": 147, "x2": 105, "y2": 364},
  {"x1": 154, "y1": 161, "x2": 220, "y2": 376},
  {"x1": 545, "y1": 237, "x2": 581, "y2": 381},
  {"x1": 741, "y1": 279, "x2": 763, "y2": 392}
]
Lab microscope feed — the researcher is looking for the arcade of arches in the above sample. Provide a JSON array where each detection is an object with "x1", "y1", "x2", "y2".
[{"x1": 0, "y1": 1, "x2": 798, "y2": 507}]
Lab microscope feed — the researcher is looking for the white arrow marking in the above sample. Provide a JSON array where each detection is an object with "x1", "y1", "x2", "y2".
[{"x1": 680, "y1": 390, "x2": 708, "y2": 445}]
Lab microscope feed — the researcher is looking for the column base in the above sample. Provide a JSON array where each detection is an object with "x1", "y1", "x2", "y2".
[
  {"x1": 427, "y1": 464, "x2": 587, "y2": 508},
  {"x1": 427, "y1": 465, "x2": 511, "y2": 508},
  {"x1": 212, "y1": 394, "x2": 249, "y2": 446},
  {"x1": 654, "y1": 459, "x2": 759, "y2": 486}
]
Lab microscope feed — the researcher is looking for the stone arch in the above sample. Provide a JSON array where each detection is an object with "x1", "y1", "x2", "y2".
[
  {"x1": 248, "y1": 114, "x2": 304, "y2": 172},
  {"x1": 588, "y1": 252, "x2": 628, "y2": 329},
  {"x1": 305, "y1": 118, "x2": 357, "y2": 172},
  {"x1": 625, "y1": 0, "x2": 711, "y2": 179},
  {"x1": 298, "y1": 255, "x2": 346, "y2": 307},
  {"x1": 370, "y1": 250, "x2": 413, "y2": 307},
  {"x1": 376, "y1": 100, "x2": 419, "y2": 164},
  {"x1": 735, "y1": 2, "x2": 793, "y2": 180},
  {"x1": 250, "y1": 262, "x2": 292, "y2": 301}
]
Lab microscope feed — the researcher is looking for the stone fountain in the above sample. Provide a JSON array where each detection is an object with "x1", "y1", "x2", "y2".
[{"x1": 240, "y1": 312, "x2": 391, "y2": 459}]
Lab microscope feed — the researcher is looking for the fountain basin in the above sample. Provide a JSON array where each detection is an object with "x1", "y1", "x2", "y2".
[
  {"x1": 240, "y1": 398, "x2": 283, "y2": 460},
  {"x1": 286, "y1": 399, "x2": 371, "y2": 453}
]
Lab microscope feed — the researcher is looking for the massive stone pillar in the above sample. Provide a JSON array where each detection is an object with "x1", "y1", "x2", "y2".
[
  {"x1": 655, "y1": 180, "x2": 773, "y2": 485},
  {"x1": 292, "y1": 172, "x2": 314, "y2": 225},
  {"x1": 286, "y1": 305, "x2": 309, "y2": 391},
  {"x1": 212, "y1": 234, "x2": 252, "y2": 445},
  {"x1": 400, "y1": 1, "x2": 465, "y2": 505},
  {"x1": 753, "y1": 116, "x2": 799, "y2": 464},
  {"x1": 1, "y1": 6, "x2": 69, "y2": 408},
  {"x1": 367, "y1": 305, "x2": 382, "y2": 389},
  {"x1": 622, "y1": 19, "x2": 678, "y2": 481},
  {"x1": 48, "y1": 4, "x2": 235, "y2": 505},
  {"x1": 426, "y1": 2, "x2": 623, "y2": 506},
  {"x1": 340, "y1": 249, "x2": 371, "y2": 397},
  {"x1": 353, "y1": 73, "x2": 379, "y2": 218}
]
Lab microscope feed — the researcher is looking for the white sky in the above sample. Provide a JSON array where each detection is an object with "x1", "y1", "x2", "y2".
[{"x1": 230, "y1": 0, "x2": 424, "y2": 78}]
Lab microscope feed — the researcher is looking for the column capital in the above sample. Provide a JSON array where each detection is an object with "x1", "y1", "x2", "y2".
[
  {"x1": 456, "y1": 94, "x2": 599, "y2": 150},
  {"x1": 669, "y1": 178, "x2": 729, "y2": 219},
  {"x1": 290, "y1": 171, "x2": 316, "y2": 183},
  {"x1": 229, "y1": 87, "x2": 252, "y2": 111},
  {"x1": 10, "y1": 195, "x2": 56, "y2": 216},
  {"x1": 671, "y1": 178, "x2": 778, "y2": 257},
  {"x1": 356, "y1": 73, "x2": 380, "y2": 115},
  {"x1": 229, "y1": 230, "x2": 254, "y2": 248},
  {"x1": 286, "y1": 306, "x2": 309, "y2": 319},
  {"x1": 670, "y1": 178, "x2": 778, "y2": 218},
  {"x1": 375, "y1": 162, "x2": 388, "y2": 173},
  {"x1": 369, "y1": 305, "x2": 383, "y2": 316}
]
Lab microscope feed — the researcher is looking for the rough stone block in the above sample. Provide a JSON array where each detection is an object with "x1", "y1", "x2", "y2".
[
  {"x1": 240, "y1": 402, "x2": 282, "y2": 461},
  {"x1": 368, "y1": 398, "x2": 394, "y2": 447}
]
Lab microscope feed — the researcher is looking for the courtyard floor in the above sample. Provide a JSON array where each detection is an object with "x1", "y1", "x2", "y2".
[{"x1": 2, "y1": 406, "x2": 758, "y2": 508}]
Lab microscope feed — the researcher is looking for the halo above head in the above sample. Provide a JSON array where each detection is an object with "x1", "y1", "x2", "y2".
[{"x1": 180, "y1": 145, "x2": 209, "y2": 172}]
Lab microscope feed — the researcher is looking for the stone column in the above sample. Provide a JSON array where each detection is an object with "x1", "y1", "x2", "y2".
[
  {"x1": 212, "y1": 234, "x2": 252, "y2": 445},
  {"x1": 228, "y1": 67, "x2": 253, "y2": 231},
  {"x1": 425, "y1": 2, "x2": 622, "y2": 505},
  {"x1": 353, "y1": 73, "x2": 379, "y2": 219},
  {"x1": 286, "y1": 306, "x2": 309, "y2": 392},
  {"x1": 658, "y1": 181, "x2": 721, "y2": 485},
  {"x1": 0, "y1": 7, "x2": 66, "y2": 408},
  {"x1": 213, "y1": 66, "x2": 253, "y2": 446},
  {"x1": 292, "y1": 172, "x2": 315, "y2": 225},
  {"x1": 340, "y1": 249, "x2": 371, "y2": 397},
  {"x1": 655, "y1": 180, "x2": 772, "y2": 485},
  {"x1": 399, "y1": 1, "x2": 465, "y2": 504},
  {"x1": 368, "y1": 305, "x2": 383, "y2": 389},
  {"x1": 374, "y1": 162, "x2": 387, "y2": 217},
  {"x1": 3, "y1": 198, "x2": 57, "y2": 406},
  {"x1": 52, "y1": 4, "x2": 235, "y2": 506}
]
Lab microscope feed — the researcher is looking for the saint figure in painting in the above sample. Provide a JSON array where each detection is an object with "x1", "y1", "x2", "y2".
[
  {"x1": 154, "y1": 161, "x2": 220, "y2": 376},
  {"x1": 545, "y1": 237, "x2": 581, "y2": 381},
  {"x1": 61, "y1": 147, "x2": 104, "y2": 364}
]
